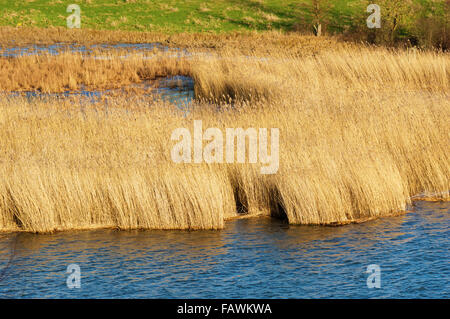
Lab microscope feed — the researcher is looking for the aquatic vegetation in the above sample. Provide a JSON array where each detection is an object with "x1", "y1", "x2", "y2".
[
  {"x1": 0, "y1": 27, "x2": 349, "y2": 54},
  {"x1": 0, "y1": 49, "x2": 192, "y2": 93},
  {"x1": 0, "y1": 34, "x2": 448, "y2": 233}
]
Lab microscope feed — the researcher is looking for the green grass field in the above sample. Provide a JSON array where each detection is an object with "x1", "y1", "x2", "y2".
[
  {"x1": 0, "y1": 0, "x2": 362, "y2": 33},
  {"x1": 0, "y1": 1, "x2": 447, "y2": 49}
]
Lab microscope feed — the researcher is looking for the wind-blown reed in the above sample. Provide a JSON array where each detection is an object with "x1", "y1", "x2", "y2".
[{"x1": 0, "y1": 38, "x2": 448, "y2": 233}]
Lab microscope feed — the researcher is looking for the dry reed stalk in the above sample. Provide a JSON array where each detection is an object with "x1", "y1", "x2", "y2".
[
  {"x1": 0, "y1": 50, "x2": 191, "y2": 92},
  {"x1": 0, "y1": 37, "x2": 448, "y2": 233},
  {"x1": 0, "y1": 27, "x2": 350, "y2": 54}
]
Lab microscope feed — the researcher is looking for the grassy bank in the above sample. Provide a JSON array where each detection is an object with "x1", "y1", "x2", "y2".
[
  {"x1": 0, "y1": 1, "x2": 448, "y2": 48},
  {"x1": 0, "y1": 38, "x2": 448, "y2": 233},
  {"x1": 0, "y1": 0, "x2": 348, "y2": 33}
]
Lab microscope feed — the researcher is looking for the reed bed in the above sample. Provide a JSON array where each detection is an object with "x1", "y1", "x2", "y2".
[
  {"x1": 0, "y1": 37, "x2": 448, "y2": 233},
  {"x1": 0, "y1": 27, "x2": 349, "y2": 54},
  {"x1": 0, "y1": 49, "x2": 192, "y2": 92}
]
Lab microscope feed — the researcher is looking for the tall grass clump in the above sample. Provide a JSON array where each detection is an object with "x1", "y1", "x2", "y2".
[
  {"x1": 0, "y1": 100, "x2": 236, "y2": 232},
  {"x1": 0, "y1": 37, "x2": 448, "y2": 233},
  {"x1": 0, "y1": 50, "x2": 191, "y2": 92}
]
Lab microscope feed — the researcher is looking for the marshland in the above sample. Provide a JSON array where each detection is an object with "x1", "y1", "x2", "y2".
[
  {"x1": 0, "y1": 0, "x2": 449, "y2": 297},
  {"x1": 0, "y1": 29, "x2": 448, "y2": 233}
]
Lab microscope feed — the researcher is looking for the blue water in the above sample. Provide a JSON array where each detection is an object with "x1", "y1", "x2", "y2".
[
  {"x1": 2, "y1": 75, "x2": 195, "y2": 109},
  {"x1": 0, "y1": 43, "x2": 171, "y2": 57},
  {"x1": 0, "y1": 201, "x2": 448, "y2": 299}
]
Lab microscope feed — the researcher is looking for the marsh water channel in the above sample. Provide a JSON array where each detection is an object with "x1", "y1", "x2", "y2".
[{"x1": 1, "y1": 43, "x2": 195, "y2": 108}]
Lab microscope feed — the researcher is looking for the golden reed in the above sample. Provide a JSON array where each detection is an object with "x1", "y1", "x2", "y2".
[{"x1": 0, "y1": 31, "x2": 448, "y2": 233}]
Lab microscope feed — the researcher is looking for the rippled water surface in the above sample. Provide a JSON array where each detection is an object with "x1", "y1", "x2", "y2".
[{"x1": 0, "y1": 201, "x2": 448, "y2": 298}]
